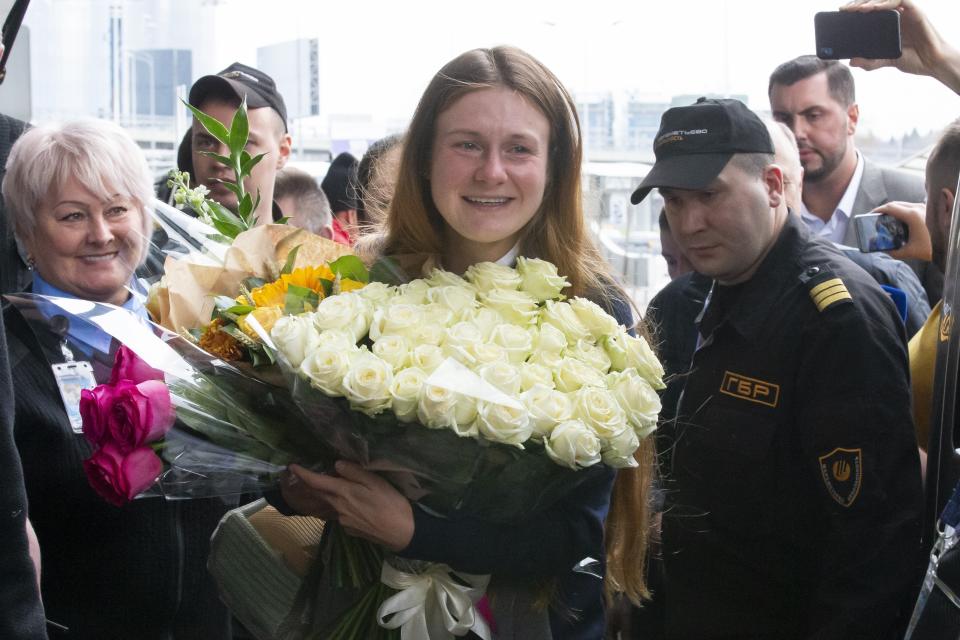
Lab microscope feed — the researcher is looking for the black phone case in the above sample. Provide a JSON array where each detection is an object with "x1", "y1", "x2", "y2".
[{"x1": 815, "y1": 11, "x2": 902, "y2": 60}]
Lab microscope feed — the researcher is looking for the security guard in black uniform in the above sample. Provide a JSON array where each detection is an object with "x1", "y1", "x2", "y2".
[{"x1": 632, "y1": 98, "x2": 923, "y2": 639}]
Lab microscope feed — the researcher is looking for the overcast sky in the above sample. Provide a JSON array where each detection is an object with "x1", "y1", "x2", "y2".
[{"x1": 212, "y1": 0, "x2": 960, "y2": 138}]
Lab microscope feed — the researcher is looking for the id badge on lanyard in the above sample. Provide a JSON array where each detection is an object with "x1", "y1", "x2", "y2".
[{"x1": 51, "y1": 341, "x2": 97, "y2": 434}]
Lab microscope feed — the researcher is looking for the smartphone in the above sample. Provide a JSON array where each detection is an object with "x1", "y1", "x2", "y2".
[
  {"x1": 815, "y1": 10, "x2": 901, "y2": 60},
  {"x1": 853, "y1": 213, "x2": 909, "y2": 253}
]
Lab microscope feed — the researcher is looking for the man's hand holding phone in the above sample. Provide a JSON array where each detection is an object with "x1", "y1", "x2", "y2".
[
  {"x1": 842, "y1": 0, "x2": 960, "y2": 95},
  {"x1": 868, "y1": 200, "x2": 932, "y2": 261}
]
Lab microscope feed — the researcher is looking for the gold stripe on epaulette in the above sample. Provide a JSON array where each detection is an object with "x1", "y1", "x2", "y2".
[{"x1": 809, "y1": 277, "x2": 852, "y2": 312}]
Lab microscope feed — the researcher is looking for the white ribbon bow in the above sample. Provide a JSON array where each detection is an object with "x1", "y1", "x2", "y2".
[{"x1": 377, "y1": 561, "x2": 492, "y2": 640}]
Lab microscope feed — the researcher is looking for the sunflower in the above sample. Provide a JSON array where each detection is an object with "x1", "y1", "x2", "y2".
[
  {"x1": 250, "y1": 265, "x2": 336, "y2": 308},
  {"x1": 198, "y1": 319, "x2": 245, "y2": 361}
]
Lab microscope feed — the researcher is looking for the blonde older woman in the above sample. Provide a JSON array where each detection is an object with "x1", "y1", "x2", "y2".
[{"x1": 2, "y1": 120, "x2": 233, "y2": 639}]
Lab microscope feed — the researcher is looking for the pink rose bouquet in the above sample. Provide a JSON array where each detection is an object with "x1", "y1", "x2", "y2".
[{"x1": 80, "y1": 345, "x2": 175, "y2": 506}]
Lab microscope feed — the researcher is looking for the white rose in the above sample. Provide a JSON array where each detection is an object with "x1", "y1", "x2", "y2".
[
  {"x1": 477, "y1": 361, "x2": 522, "y2": 396},
  {"x1": 602, "y1": 425, "x2": 640, "y2": 469},
  {"x1": 341, "y1": 352, "x2": 394, "y2": 416},
  {"x1": 516, "y1": 256, "x2": 569, "y2": 302},
  {"x1": 405, "y1": 322, "x2": 445, "y2": 347},
  {"x1": 370, "y1": 303, "x2": 424, "y2": 342},
  {"x1": 546, "y1": 419, "x2": 602, "y2": 469},
  {"x1": 466, "y1": 342, "x2": 508, "y2": 368},
  {"x1": 572, "y1": 386, "x2": 627, "y2": 439},
  {"x1": 391, "y1": 279, "x2": 431, "y2": 306},
  {"x1": 426, "y1": 268, "x2": 474, "y2": 290},
  {"x1": 464, "y1": 262, "x2": 522, "y2": 293},
  {"x1": 372, "y1": 334, "x2": 411, "y2": 370},
  {"x1": 355, "y1": 281, "x2": 396, "y2": 305},
  {"x1": 443, "y1": 322, "x2": 485, "y2": 364},
  {"x1": 480, "y1": 289, "x2": 540, "y2": 326},
  {"x1": 554, "y1": 357, "x2": 606, "y2": 393},
  {"x1": 532, "y1": 322, "x2": 568, "y2": 354},
  {"x1": 521, "y1": 384, "x2": 573, "y2": 438},
  {"x1": 421, "y1": 303, "x2": 456, "y2": 329},
  {"x1": 518, "y1": 361, "x2": 555, "y2": 392},
  {"x1": 624, "y1": 333, "x2": 665, "y2": 390},
  {"x1": 417, "y1": 384, "x2": 478, "y2": 435},
  {"x1": 540, "y1": 300, "x2": 590, "y2": 344},
  {"x1": 604, "y1": 329, "x2": 665, "y2": 389},
  {"x1": 529, "y1": 350, "x2": 564, "y2": 372},
  {"x1": 427, "y1": 286, "x2": 478, "y2": 315},
  {"x1": 315, "y1": 328, "x2": 358, "y2": 351},
  {"x1": 569, "y1": 297, "x2": 621, "y2": 340},
  {"x1": 490, "y1": 324, "x2": 534, "y2": 364},
  {"x1": 566, "y1": 338, "x2": 612, "y2": 374},
  {"x1": 299, "y1": 348, "x2": 352, "y2": 396},
  {"x1": 609, "y1": 369, "x2": 661, "y2": 439},
  {"x1": 462, "y1": 307, "x2": 504, "y2": 341},
  {"x1": 391, "y1": 367, "x2": 426, "y2": 422},
  {"x1": 476, "y1": 400, "x2": 532, "y2": 446},
  {"x1": 410, "y1": 344, "x2": 445, "y2": 374},
  {"x1": 271, "y1": 315, "x2": 321, "y2": 368},
  {"x1": 312, "y1": 293, "x2": 371, "y2": 342}
]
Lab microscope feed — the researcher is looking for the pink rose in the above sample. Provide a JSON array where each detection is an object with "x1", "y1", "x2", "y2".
[
  {"x1": 109, "y1": 345, "x2": 165, "y2": 385},
  {"x1": 80, "y1": 385, "x2": 114, "y2": 447},
  {"x1": 106, "y1": 380, "x2": 175, "y2": 450},
  {"x1": 83, "y1": 444, "x2": 162, "y2": 506}
]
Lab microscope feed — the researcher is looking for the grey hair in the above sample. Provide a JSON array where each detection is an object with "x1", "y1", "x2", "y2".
[{"x1": 2, "y1": 119, "x2": 155, "y2": 263}]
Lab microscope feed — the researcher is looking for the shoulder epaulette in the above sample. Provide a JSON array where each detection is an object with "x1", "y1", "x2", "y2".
[{"x1": 808, "y1": 277, "x2": 852, "y2": 312}]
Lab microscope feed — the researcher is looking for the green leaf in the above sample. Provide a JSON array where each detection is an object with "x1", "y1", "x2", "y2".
[
  {"x1": 209, "y1": 216, "x2": 243, "y2": 240},
  {"x1": 182, "y1": 100, "x2": 230, "y2": 146},
  {"x1": 238, "y1": 192, "x2": 254, "y2": 219},
  {"x1": 274, "y1": 216, "x2": 290, "y2": 225},
  {"x1": 199, "y1": 151, "x2": 232, "y2": 166},
  {"x1": 319, "y1": 278, "x2": 333, "y2": 297},
  {"x1": 248, "y1": 346, "x2": 276, "y2": 367},
  {"x1": 209, "y1": 200, "x2": 245, "y2": 226},
  {"x1": 216, "y1": 180, "x2": 244, "y2": 201},
  {"x1": 241, "y1": 152, "x2": 267, "y2": 177},
  {"x1": 368, "y1": 257, "x2": 408, "y2": 285},
  {"x1": 329, "y1": 255, "x2": 369, "y2": 284},
  {"x1": 225, "y1": 304, "x2": 256, "y2": 315},
  {"x1": 281, "y1": 245, "x2": 302, "y2": 275},
  {"x1": 229, "y1": 97, "x2": 250, "y2": 155},
  {"x1": 283, "y1": 284, "x2": 319, "y2": 315}
]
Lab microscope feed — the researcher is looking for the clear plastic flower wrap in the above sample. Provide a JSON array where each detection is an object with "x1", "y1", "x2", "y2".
[{"x1": 2, "y1": 293, "x2": 334, "y2": 501}]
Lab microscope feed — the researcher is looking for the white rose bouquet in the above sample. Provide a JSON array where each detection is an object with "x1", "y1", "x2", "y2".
[{"x1": 264, "y1": 257, "x2": 664, "y2": 640}]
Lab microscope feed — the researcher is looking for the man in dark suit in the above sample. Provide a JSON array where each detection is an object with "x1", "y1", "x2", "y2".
[
  {"x1": 768, "y1": 56, "x2": 927, "y2": 249},
  {"x1": 0, "y1": 29, "x2": 48, "y2": 638}
]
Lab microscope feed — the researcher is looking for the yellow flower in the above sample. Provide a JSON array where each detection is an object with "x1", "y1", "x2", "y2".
[
  {"x1": 239, "y1": 306, "x2": 284, "y2": 341},
  {"x1": 250, "y1": 265, "x2": 335, "y2": 308}
]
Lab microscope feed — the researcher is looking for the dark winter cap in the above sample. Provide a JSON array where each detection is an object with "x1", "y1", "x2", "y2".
[
  {"x1": 189, "y1": 62, "x2": 288, "y2": 132},
  {"x1": 630, "y1": 98, "x2": 773, "y2": 205}
]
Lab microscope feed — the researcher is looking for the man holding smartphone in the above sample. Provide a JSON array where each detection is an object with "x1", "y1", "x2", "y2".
[
  {"x1": 767, "y1": 56, "x2": 926, "y2": 253},
  {"x1": 633, "y1": 97, "x2": 922, "y2": 638}
]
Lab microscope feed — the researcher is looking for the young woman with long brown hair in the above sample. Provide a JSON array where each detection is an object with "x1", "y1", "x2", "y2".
[{"x1": 282, "y1": 45, "x2": 654, "y2": 638}]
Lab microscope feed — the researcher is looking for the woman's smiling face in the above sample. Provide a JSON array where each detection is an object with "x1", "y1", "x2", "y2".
[
  {"x1": 28, "y1": 174, "x2": 143, "y2": 306},
  {"x1": 429, "y1": 87, "x2": 550, "y2": 262}
]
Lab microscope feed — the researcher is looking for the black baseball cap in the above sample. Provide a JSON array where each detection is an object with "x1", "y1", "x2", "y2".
[
  {"x1": 630, "y1": 98, "x2": 773, "y2": 205},
  {"x1": 189, "y1": 62, "x2": 288, "y2": 132}
]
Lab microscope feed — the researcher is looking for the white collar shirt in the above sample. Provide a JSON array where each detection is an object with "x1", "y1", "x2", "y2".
[{"x1": 799, "y1": 151, "x2": 864, "y2": 245}]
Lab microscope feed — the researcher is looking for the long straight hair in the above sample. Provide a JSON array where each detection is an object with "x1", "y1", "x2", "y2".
[{"x1": 366, "y1": 46, "x2": 653, "y2": 604}]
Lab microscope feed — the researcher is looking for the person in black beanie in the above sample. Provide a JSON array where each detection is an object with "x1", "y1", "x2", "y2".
[{"x1": 321, "y1": 151, "x2": 359, "y2": 244}]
